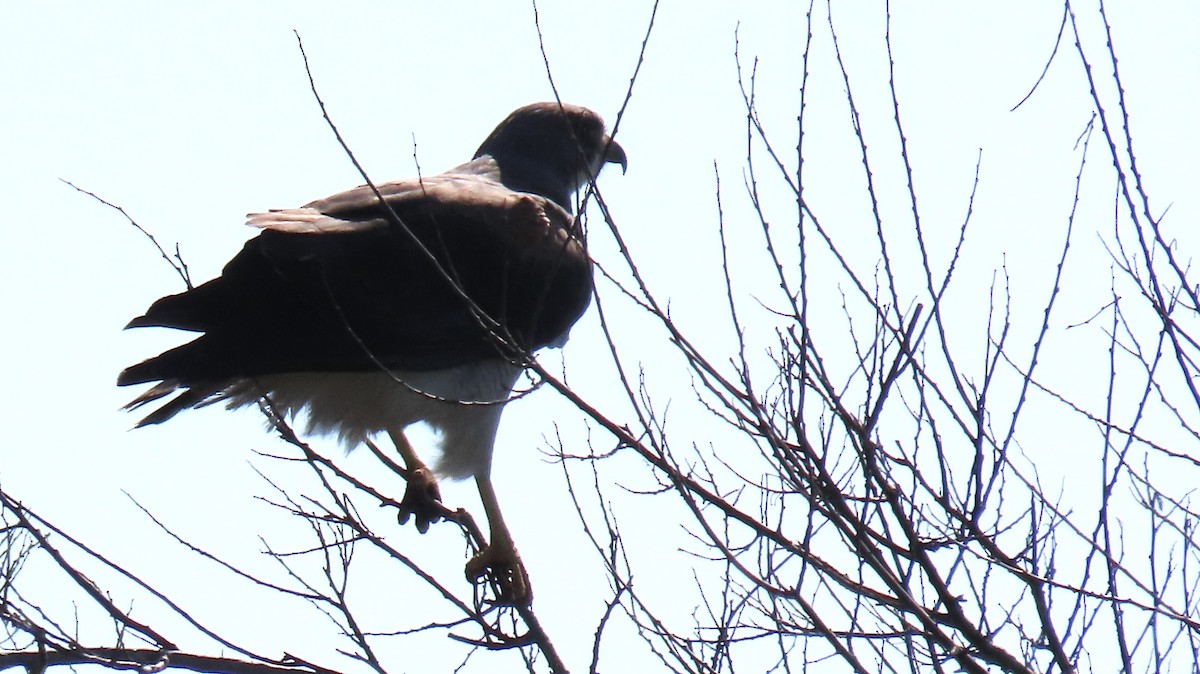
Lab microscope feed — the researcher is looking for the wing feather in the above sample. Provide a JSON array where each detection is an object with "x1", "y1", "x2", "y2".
[
  {"x1": 246, "y1": 209, "x2": 375, "y2": 234},
  {"x1": 121, "y1": 170, "x2": 592, "y2": 386}
]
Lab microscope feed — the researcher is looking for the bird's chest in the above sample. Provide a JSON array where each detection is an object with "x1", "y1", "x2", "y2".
[{"x1": 246, "y1": 360, "x2": 523, "y2": 447}]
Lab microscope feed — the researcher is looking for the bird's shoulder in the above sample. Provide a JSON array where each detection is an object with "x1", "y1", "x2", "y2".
[{"x1": 245, "y1": 159, "x2": 572, "y2": 238}]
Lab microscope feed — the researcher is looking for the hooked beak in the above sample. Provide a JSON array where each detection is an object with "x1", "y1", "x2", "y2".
[{"x1": 604, "y1": 138, "x2": 628, "y2": 174}]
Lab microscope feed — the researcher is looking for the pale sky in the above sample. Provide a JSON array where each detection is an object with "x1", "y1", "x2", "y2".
[{"x1": 2, "y1": 2, "x2": 1198, "y2": 672}]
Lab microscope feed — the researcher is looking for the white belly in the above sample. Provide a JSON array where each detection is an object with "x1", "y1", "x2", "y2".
[{"x1": 223, "y1": 361, "x2": 523, "y2": 479}]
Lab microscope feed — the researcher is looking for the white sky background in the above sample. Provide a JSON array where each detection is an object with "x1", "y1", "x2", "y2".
[{"x1": 1, "y1": 1, "x2": 1198, "y2": 672}]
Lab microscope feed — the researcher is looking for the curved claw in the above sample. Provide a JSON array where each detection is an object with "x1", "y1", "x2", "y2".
[
  {"x1": 397, "y1": 467, "x2": 443, "y2": 534},
  {"x1": 466, "y1": 544, "x2": 531, "y2": 606}
]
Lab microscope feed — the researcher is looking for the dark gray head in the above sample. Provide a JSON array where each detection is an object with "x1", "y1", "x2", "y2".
[{"x1": 474, "y1": 102, "x2": 627, "y2": 213}]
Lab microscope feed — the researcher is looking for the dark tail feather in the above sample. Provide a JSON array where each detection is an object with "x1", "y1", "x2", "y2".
[
  {"x1": 118, "y1": 337, "x2": 217, "y2": 386},
  {"x1": 119, "y1": 334, "x2": 231, "y2": 426},
  {"x1": 121, "y1": 380, "x2": 221, "y2": 427}
]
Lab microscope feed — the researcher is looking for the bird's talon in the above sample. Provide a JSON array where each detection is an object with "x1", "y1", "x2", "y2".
[
  {"x1": 397, "y1": 467, "x2": 443, "y2": 534},
  {"x1": 466, "y1": 545, "x2": 531, "y2": 606}
]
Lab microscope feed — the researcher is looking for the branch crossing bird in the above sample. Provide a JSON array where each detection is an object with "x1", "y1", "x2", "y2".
[{"x1": 118, "y1": 102, "x2": 627, "y2": 603}]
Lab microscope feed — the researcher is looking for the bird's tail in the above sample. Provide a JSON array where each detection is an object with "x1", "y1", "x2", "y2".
[
  {"x1": 120, "y1": 379, "x2": 224, "y2": 427},
  {"x1": 119, "y1": 343, "x2": 226, "y2": 426}
]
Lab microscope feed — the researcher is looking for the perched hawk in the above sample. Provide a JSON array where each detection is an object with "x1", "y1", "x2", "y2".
[{"x1": 118, "y1": 102, "x2": 626, "y2": 602}]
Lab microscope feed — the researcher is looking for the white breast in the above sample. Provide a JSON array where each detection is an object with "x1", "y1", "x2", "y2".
[{"x1": 223, "y1": 361, "x2": 523, "y2": 479}]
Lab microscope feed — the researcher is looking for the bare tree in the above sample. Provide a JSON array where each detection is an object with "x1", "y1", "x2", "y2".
[{"x1": 3, "y1": 2, "x2": 1196, "y2": 673}]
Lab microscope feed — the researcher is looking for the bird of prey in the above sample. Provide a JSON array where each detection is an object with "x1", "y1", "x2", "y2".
[{"x1": 118, "y1": 102, "x2": 626, "y2": 603}]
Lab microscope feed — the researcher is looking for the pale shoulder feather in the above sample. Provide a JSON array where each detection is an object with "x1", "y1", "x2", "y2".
[
  {"x1": 245, "y1": 169, "x2": 572, "y2": 237},
  {"x1": 245, "y1": 209, "x2": 370, "y2": 234},
  {"x1": 245, "y1": 177, "x2": 428, "y2": 234}
]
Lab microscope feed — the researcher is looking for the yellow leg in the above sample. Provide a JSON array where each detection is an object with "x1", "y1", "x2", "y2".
[
  {"x1": 464, "y1": 471, "x2": 531, "y2": 605},
  {"x1": 387, "y1": 428, "x2": 443, "y2": 533}
]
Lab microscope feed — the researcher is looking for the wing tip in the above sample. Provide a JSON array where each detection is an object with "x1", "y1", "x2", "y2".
[{"x1": 124, "y1": 315, "x2": 155, "y2": 330}]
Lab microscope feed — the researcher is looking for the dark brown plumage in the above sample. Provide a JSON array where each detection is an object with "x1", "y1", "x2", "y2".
[
  {"x1": 120, "y1": 102, "x2": 625, "y2": 426},
  {"x1": 118, "y1": 102, "x2": 626, "y2": 603}
]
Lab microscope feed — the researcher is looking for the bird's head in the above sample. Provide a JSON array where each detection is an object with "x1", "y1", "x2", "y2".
[{"x1": 474, "y1": 102, "x2": 626, "y2": 213}]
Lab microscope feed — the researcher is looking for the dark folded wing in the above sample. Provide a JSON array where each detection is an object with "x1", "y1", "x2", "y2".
[{"x1": 119, "y1": 172, "x2": 592, "y2": 387}]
